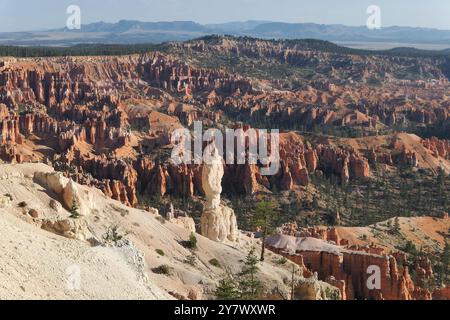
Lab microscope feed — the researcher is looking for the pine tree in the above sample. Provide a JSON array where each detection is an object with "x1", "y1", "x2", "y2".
[
  {"x1": 388, "y1": 217, "x2": 401, "y2": 235},
  {"x1": 290, "y1": 264, "x2": 298, "y2": 300},
  {"x1": 184, "y1": 233, "x2": 198, "y2": 250},
  {"x1": 69, "y1": 201, "x2": 80, "y2": 219},
  {"x1": 416, "y1": 182, "x2": 423, "y2": 213},
  {"x1": 253, "y1": 201, "x2": 279, "y2": 261},
  {"x1": 441, "y1": 241, "x2": 450, "y2": 285},
  {"x1": 215, "y1": 273, "x2": 239, "y2": 300},
  {"x1": 387, "y1": 219, "x2": 392, "y2": 229},
  {"x1": 312, "y1": 195, "x2": 320, "y2": 212},
  {"x1": 238, "y1": 248, "x2": 262, "y2": 300},
  {"x1": 364, "y1": 180, "x2": 372, "y2": 213},
  {"x1": 436, "y1": 168, "x2": 443, "y2": 209},
  {"x1": 436, "y1": 167, "x2": 448, "y2": 211},
  {"x1": 393, "y1": 217, "x2": 401, "y2": 234}
]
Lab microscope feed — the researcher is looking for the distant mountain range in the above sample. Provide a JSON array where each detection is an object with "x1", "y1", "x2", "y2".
[{"x1": 1, "y1": 20, "x2": 450, "y2": 49}]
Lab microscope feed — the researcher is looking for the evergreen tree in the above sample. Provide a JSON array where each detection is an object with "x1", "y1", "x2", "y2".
[
  {"x1": 436, "y1": 167, "x2": 448, "y2": 210},
  {"x1": 364, "y1": 180, "x2": 372, "y2": 213},
  {"x1": 290, "y1": 264, "x2": 298, "y2": 300},
  {"x1": 392, "y1": 217, "x2": 401, "y2": 234},
  {"x1": 238, "y1": 248, "x2": 262, "y2": 300},
  {"x1": 312, "y1": 195, "x2": 320, "y2": 212},
  {"x1": 387, "y1": 219, "x2": 392, "y2": 229},
  {"x1": 253, "y1": 201, "x2": 279, "y2": 261},
  {"x1": 416, "y1": 182, "x2": 423, "y2": 212},
  {"x1": 215, "y1": 273, "x2": 239, "y2": 300},
  {"x1": 441, "y1": 241, "x2": 450, "y2": 285},
  {"x1": 69, "y1": 201, "x2": 80, "y2": 219}
]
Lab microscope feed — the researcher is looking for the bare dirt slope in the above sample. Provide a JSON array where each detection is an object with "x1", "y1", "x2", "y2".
[
  {"x1": 335, "y1": 216, "x2": 449, "y2": 253},
  {"x1": 343, "y1": 133, "x2": 450, "y2": 173},
  {"x1": 0, "y1": 211, "x2": 171, "y2": 300},
  {"x1": 0, "y1": 163, "x2": 331, "y2": 300}
]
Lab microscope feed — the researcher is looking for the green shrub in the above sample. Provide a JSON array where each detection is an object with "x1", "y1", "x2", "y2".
[
  {"x1": 153, "y1": 264, "x2": 173, "y2": 276},
  {"x1": 274, "y1": 257, "x2": 288, "y2": 265},
  {"x1": 183, "y1": 233, "x2": 198, "y2": 250},
  {"x1": 103, "y1": 225, "x2": 127, "y2": 245},
  {"x1": 325, "y1": 287, "x2": 341, "y2": 300},
  {"x1": 184, "y1": 254, "x2": 197, "y2": 267},
  {"x1": 69, "y1": 201, "x2": 81, "y2": 219},
  {"x1": 215, "y1": 274, "x2": 239, "y2": 300},
  {"x1": 18, "y1": 201, "x2": 27, "y2": 208},
  {"x1": 209, "y1": 258, "x2": 222, "y2": 268}
]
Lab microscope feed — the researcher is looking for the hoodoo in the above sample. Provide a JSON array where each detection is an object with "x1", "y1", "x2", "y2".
[{"x1": 200, "y1": 147, "x2": 238, "y2": 242}]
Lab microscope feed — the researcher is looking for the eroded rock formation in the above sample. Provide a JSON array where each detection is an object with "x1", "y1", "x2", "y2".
[
  {"x1": 34, "y1": 171, "x2": 94, "y2": 216},
  {"x1": 200, "y1": 148, "x2": 238, "y2": 242},
  {"x1": 266, "y1": 234, "x2": 435, "y2": 300},
  {"x1": 0, "y1": 38, "x2": 448, "y2": 210}
]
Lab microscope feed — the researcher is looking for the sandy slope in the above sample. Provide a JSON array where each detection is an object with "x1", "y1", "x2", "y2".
[
  {"x1": 0, "y1": 212, "x2": 171, "y2": 300},
  {"x1": 0, "y1": 163, "x2": 312, "y2": 300},
  {"x1": 335, "y1": 216, "x2": 449, "y2": 253}
]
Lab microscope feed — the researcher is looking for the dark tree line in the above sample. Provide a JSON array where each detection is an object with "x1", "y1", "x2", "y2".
[{"x1": 0, "y1": 44, "x2": 158, "y2": 58}]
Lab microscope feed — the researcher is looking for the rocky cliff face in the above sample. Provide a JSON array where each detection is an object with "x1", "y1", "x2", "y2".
[
  {"x1": 0, "y1": 38, "x2": 448, "y2": 301},
  {"x1": 141, "y1": 54, "x2": 252, "y2": 96},
  {"x1": 1, "y1": 51, "x2": 447, "y2": 208},
  {"x1": 0, "y1": 54, "x2": 255, "y2": 204},
  {"x1": 175, "y1": 38, "x2": 449, "y2": 132},
  {"x1": 2, "y1": 163, "x2": 337, "y2": 300},
  {"x1": 422, "y1": 137, "x2": 450, "y2": 160},
  {"x1": 266, "y1": 234, "x2": 440, "y2": 300}
]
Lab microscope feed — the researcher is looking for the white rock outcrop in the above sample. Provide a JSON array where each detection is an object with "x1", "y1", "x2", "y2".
[
  {"x1": 62, "y1": 180, "x2": 83, "y2": 212},
  {"x1": 34, "y1": 171, "x2": 68, "y2": 195},
  {"x1": 40, "y1": 218, "x2": 88, "y2": 240},
  {"x1": 0, "y1": 194, "x2": 12, "y2": 208},
  {"x1": 171, "y1": 216, "x2": 197, "y2": 234},
  {"x1": 34, "y1": 171, "x2": 93, "y2": 216},
  {"x1": 200, "y1": 148, "x2": 238, "y2": 242}
]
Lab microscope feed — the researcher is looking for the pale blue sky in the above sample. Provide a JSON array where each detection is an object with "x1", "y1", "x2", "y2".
[{"x1": 0, "y1": 0, "x2": 449, "y2": 32}]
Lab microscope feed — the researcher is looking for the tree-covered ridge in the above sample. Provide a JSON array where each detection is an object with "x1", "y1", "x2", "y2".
[
  {"x1": 0, "y1": 43, "x2": 158, "y2": 57},
  {"x1": 1, "y1": 35, "x2": 449, "y2": 59},
  {"x1": 188, "y1": 35, "x2": 450, "y2": 58}
]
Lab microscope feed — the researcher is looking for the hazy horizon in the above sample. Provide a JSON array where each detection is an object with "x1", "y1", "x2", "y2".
[
  {"x1": 60, "y1": 19, "x2": 450, "y2": 31},
  {"x1": 0, "y1": 0, "x2": 449, "y2": 32}
]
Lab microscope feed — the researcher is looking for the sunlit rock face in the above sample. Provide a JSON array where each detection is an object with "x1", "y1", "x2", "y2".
[{"x1": 200, "y1": 148, "x2": 238, "y2": 242}]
